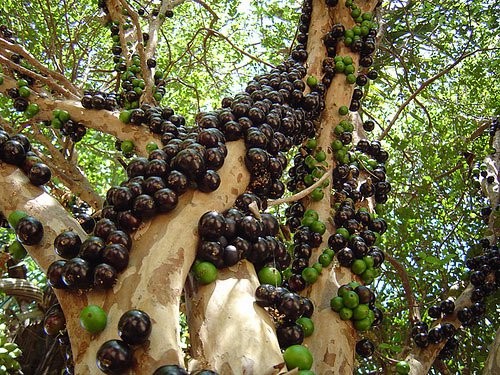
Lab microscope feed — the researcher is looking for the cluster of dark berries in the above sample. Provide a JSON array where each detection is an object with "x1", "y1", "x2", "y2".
[
  {"x1": 0, "y1": 128, "x2": 52, "y2": 186},
  {"x1": 81, "y1": 91, "x2": 121, "y2": 111},
  {"x1": 255, "y1": 283, "x2": 314, "y2": 349},
  {"x1": 411, "y1": 320, "x2": 456, "y2": 349},
  {"x1": 96, "y1": 309, "x2": 151, "y2": 374},
  {"x1": 46, "y1": 223, "x2": 131, "y2": 291},
  {"x1": 197, "y1": 194, "x2": 286, "y2": 269},
  {"x1": 0, "y1": 24, "x2": 14, "y2": 41}
]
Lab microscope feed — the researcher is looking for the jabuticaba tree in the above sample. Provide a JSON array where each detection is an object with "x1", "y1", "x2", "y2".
[{"x1": 0, "y1": 0, "x2": 498, "y2": 375}]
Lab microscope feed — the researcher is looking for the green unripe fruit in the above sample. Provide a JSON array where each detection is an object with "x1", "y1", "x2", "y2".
[
  {"x1": 353, "y1": 317, "x2": 372, "y2": 331},
  {"x1": 193, "y1": 261, "x2": 218, "y2": 284},
  {"x1": 330, "y1": 296, "x2": 344, "y2": 312},
  {"x1": 8, "y1": 210, "x2": 28, "y2": 228},
  {"x1": 119, "y1": 110, "x2": 132, "y2": 124},
  {"x1": 312, "y1": 262, "x2": 323, "y2": 274},
  {"x1": 80, "y1": 305, "x2": 107, "y2": 334},
  {"x1": 18, "y1": 86, "x2": 30, "y2": 98},
  {"x1": 296, "y1": 317, "x2": 314, "y2": 337},
  {"x1": 319, "y1": 252, "x2": 333, "y2": 267},
  {"x1": 51, "y1": 118, "x2": 63, "y2": 129},
  {"x1": 310, "y1": 188, "x2": 324, "y2": 201},
  {"x1": 301, "y1": 267, "x2": 319, "y2": 284},
  {"x1": 120, "y1": 140, "x2": 135, "y2": 153},
  {"x1": 258, "y1": 266, "x2": 282, "y2": 286},
  {"x1": 25, "y1": 103, "x2": 40, "y2": 117},
  {"x1": 58, "y1": 110, "x2": 70, "y2": 122},
  {"x1": 343, "y1": 291, "x2": 359, "y2": 309},
  {"x1": 283, "y1": 345, "x2": 313, "y2": 371},
  {"x1": 146, "y1": 142, "x2": 159, "y2": 153},
  {"x1": 315, "y1": 150, "x2": 326, "y2": 162},
  {"x1": 339, "y1": 307, "x2": 353, "y2": 320},
  {"x1": 305, "y1": 138, "x2": 317, "y2": 149},
  {"x1": 17, "y1": 79, "x2": 29, "y2": 87},
  {"x1": 352, "y1": 304, "x2": 369, "y2": 320},
  {"x1": 310, "y1": 220, "x2": 326, "y2": 235},
  {"x1": 396, "y1": 361, "x2": 410, "y2": 374},
  {"x1": 339, "y1": 106, "x2": 349, "y2": 115},
  {"x1": 346, "y1": 74, "x2": 357, "y2": 84},
  {"x1": 306, "y1": 75, "x2": 318, "y2": 88},
  {"x1": 351, "y1": 259, "x2": 367, "y2": 275}
]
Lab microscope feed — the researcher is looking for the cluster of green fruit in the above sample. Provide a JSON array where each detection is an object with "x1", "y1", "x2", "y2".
[
  {"x1": 330, "y1": 281, "x2": 382, "y2": 332},
  {"x1": 303, "y1": 138, "x2": 330, "y2": 201},
  {"x1": 0, "y1": 328, "x2": 22, "y2": 374}
]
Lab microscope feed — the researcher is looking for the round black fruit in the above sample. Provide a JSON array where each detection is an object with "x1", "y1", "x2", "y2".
[
  {"x1": 118, "y1": 309, "x2": 152, "y2": 345},
  {"x1": 356, "y1": 338, "x2": 375, "y2": 358},
  {"x1": 54, "y1": 231, "x2": 82, "y2": 259},
  {"x1": 16, "y1": 216, "x2": 44, "y2": 245},
  {"x1": 153, "y1": 365, "x2": 189, "y2": 375},
  {"x1": 96, "y1": 339, "x2": 133, "y2": 374}
]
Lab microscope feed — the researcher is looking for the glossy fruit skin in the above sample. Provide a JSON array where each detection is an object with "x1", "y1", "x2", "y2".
[
  {"x1": 356, "y1": 338, "x2": 375, "y2": 358},
  {"x1": 93, "y1": 263, "x2": 118, "y2": 289},
  {"x1": 96, "y1": 339, "x2": 133, "y2": 374},
  {"x1": 28, "y1": 162, "x2": 51, "y2": 185},
  {"x1": 153, "y1": 365, "x2": 189, "y2": 375},
  {"x1": 62, "y1": 257, "x2": 93, "y2": 289},
  {"x1": 118, "y1": 309, "x2": 152, "y2": 345},
  {"x1": 80, "y1": 305, "x2": 107, "y2": 334},
  {"x1": 54, "y1": 231, "x2": 82, "y2": 259},
  {"x1": 283, "y1": 345, "x2": 313, "y2": 371},
  {"x1": 16, "y1": 216, "x2": 44, "y2": 245},
  {"x1": 47, "y1": 260, "x2": 68, "y2": 289}
]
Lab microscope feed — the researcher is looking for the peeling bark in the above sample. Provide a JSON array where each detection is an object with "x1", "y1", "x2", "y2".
[
  {"x1": 0, "y1": 141, "x2": 248, "y2": 374},
  {"x1": 185, "y1": 262, "x2": 283, "y2": 374},
  {"x1": 302, "y1": 1, "x2": 379, "y2": 373}
]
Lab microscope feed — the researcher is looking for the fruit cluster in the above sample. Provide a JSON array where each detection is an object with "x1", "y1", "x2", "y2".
[
  {"x1": 96, "y1": 309, "x2": 152, "y2": 374},
  {"x1": 255, "y1": 283, "x2": 314, "y2": 349},
  {"x1": 330, "y1": 281, "x2": 383, "y2": 332},
  {"x1": 0, "y1": 127, "x2": 52, "y2": 185},
  {"x1": 47, "y1": 222, "x2": 133, "y2": 291}
]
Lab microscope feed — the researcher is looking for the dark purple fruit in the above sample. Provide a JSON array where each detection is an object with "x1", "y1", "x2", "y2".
[
  {"x1": 154, "y1": 188, "x2": 178, "y2": 212},
  {"x1": 62, "y1": 257, "x2": 93, "y2": 289},
  {"x1": 43, "y1": 304, "x2": 66, "y2": 336},
  {"x1": 79, "y1": 236, "x2": 105, "y2": 264},
  {"x1": 96, "y1": 340, "x2": 133, "y2": 374},
  {"x1": 106, "y1": 230, "x2": 132, "y2": 251},
  {"x1": 93, "y1": 263, "x2": 118, "y2": 289},
  {"x1": 153, "y1": 365, "x2": 189, "y2": 375},
  {"x1": 1, "y1": 140, "x2": 26, "y2": 166},
  {"x1": 28, "y1": 163, "x2": 51, "y2": 185},
  {"x1": 16, "y1": 216, "x2": 44, "y2": 245},
  {"x1": 198, "y1": 211, "x2": 226, "y2": 241},
  {"x1": 355, "y1": 338, "x2": 375, "y2": 358},
  {"x1": 54, "y1": 231, "x2": 82, "y2": 259},
  {"x1": 47, "y1": 260, "x2": 68, "y2": 289},
  {"x1": 276, "y1": 323, "x2": 304, "y2": 348},
  {"x1": 118, "y1": 309, "x2": 152, "y2": 345},
  {"x1": 101, "y1": 244, "x2": 129, "y2": 272},
  {"x1": 428, "y1": 305, "x2": 442, "y2": 319},
  {"x1": 94, "y1": 218, "x2": 117, "y2": 240}
]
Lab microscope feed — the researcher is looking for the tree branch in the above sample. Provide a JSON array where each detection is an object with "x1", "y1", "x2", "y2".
[
  {"x1": 378, "y1": 48, "x2": 500, "y2": 140},
  {"x1": 1, "y1": 76, "x2": 158, "y2": 156},
  {"x1": 0, "y1": 37, "x2": 80, "y2": 97}
]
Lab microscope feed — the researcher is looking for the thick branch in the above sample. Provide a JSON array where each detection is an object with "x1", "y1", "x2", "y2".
[
  {"x1": 1, "y1": 76, "x2": 157, "y2": 155},
  {"x1": 0, "y1": 141, "x2": 249, "y2": 374}
]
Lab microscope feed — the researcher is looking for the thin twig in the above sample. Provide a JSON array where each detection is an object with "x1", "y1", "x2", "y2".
[
  {"x1": 385, "y1": 252, "x2": 420, "y2": 323},
  {"x1": 379, "y1": 47, "x2": 500, "y2": 140},
  {"x1": 268, "y1": 167, "x2": 332, "y2": 206}
]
